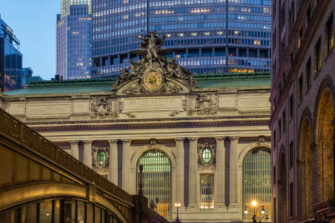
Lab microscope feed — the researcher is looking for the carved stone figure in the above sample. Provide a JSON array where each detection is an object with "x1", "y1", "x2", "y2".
[
  {"x1": 194, "y1": 94, "x2": 219, "y2": 114},
  {"x1": 90, "y1": 97, "x2": 113, "y2": 118},
  {"x1": 112, "y1": 32, "x2": 196, "y2": 94}
]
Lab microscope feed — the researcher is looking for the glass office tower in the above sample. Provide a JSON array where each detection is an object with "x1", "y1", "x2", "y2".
[
  {"x1": 92, "y1": 0, "x2": 271, "y2": 78},
  {"x1": 0, "y1": 17, "x2": 23, "y2": 91},
  {"x1": 57, "y1": 0, "x2": 92, "y2": 80}
]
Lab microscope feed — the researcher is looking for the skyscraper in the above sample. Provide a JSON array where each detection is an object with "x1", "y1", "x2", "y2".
[
  {"x1": 0, "y1": 17, "x2": 22, "y2": 91},
  {"x1": 91, "y1": 0, "x2": 271, "y2": 78},
  {"x1": 57, "y1": 0, "x2": 92, "y2": 80}
]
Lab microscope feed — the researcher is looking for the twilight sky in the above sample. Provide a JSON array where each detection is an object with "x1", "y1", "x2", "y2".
[{"x1": 1, "y1": 0, "x2": 61, "y2": 80}]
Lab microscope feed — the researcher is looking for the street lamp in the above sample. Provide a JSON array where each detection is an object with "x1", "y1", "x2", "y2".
[
  {"x1": 244, "y1": 200, "x2": 267, "y2": 223},
  {"x1": 174, "y1": 202, "x2": 181, "y2": 223}
]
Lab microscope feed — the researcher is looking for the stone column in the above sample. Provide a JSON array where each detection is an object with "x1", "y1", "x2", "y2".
[
  {"x1": 82, "y1": 141, "x2": 92, "y2": 168},
  {"x1": 70, "y1": 141, "x2": 79, "y2": 160},
  {"x1": 188, "y1": 137, "x2": 198, "y2": 207},
  {"x1": 216, "y1": 136, "x2": 226, "y2": 207},
  {"x1": 109, "y1": 139, "x2": 118, "y2": 185},
  {"x1": 229, "y1": 137, "x2": 239, "y2": 204},
  {"x1": 122, "y1": 139, "x2": 131, "y2": 192},
  {"x1": 176, "y1": 138, "x2": 185, "y2": 206}
]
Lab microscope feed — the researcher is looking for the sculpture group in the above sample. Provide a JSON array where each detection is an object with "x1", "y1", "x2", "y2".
[{"x1": 113, "y1": 32, "x2": 196, "y2": 92}]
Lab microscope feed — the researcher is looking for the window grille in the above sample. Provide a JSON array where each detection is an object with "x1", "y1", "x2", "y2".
[
  {"x1": 243, "y1": 148, "x2": 271, "y2": 221},
  {"x1": 136, "y1": 150, "x2": 171, "y2": 220},
  {"x1": 200, "y1": 173, "x2": 214, "y2": 209}
]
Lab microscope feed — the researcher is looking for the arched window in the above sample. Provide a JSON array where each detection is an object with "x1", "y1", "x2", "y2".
[
  {"x1": 136, "y1": 150, "x2": 171, "y2": 220},
  {"x1": 243, "y1": 147, "x2": 271, "y2": 222},
  {"x1": 316, "y1": 89, "x2": 334, "y2": 203}
]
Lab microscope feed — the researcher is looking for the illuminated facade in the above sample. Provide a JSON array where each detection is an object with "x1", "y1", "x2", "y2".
[
  {"x1": 2, "y1": 39, "x2": 272, "y2": 222},
  {"x1": 91, "y1": 0, "x2": 272, "y2": 77},
  {"x1": 0, "y1": 17, "x2": 22, "y2": 91},
  {"x1": 56, "y1": 0, "x2": 92, "y2": 80}
]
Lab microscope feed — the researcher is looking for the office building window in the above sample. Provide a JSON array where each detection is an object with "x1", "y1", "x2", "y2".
[
  {"x1": 200, "y1": 173, "x2": 214, "y2": 209},
  {"x1": 305, "y1": 58, "x2": 311, "y2": 92},
  {"x1": 326, "y1": 13, "x2": 334, "y2": 55},
  {"x1": 289, "y1": 96, "x2": 294, "y2": 120},
  {"x1": 289, "y1": 183, "x2": 294, "y2": 217},
  {"x1": 289, "y1": 142, "x2": 294, "y2": 168},
  {"x1": 314, "y1": 39, "x2": 321, "y2": 76}
]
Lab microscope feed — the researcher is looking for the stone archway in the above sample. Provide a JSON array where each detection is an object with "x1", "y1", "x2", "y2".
[
  {"x1": 298, "y1": 117, "x2": 313, "y2": 219},
  {"x1": 279, "y1": 153, "x2": 288, "y2": 223},
  {"x1": 315, "y1": 88, "x2": 334, "y2": 203}
]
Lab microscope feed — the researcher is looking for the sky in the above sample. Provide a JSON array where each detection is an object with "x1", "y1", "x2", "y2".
[{"x1": 1, "y1": 0, "x2": 61, "y2": 80}]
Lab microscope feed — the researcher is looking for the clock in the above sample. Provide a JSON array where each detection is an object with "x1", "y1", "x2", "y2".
[{"x1": 143, "y1": 71, "x2": 163, "y2": 91}]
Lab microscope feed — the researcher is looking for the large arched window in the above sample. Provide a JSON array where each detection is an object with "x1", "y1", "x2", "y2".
[
  {"x1": 136, "y1": 150, "x2": 171, "y2": 220},
  {"x1": 243, "y1": 147, "x2": 271, "y2": 222},
  {"x1": 316, "y1": 88, "x2": 334, "y2": 203}
]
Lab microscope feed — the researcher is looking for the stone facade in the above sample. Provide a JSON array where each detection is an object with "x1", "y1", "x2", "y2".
[
  {"x1": 0, "y1": 34, "x2": 272, "y2": 223},
  {"x1": 270, "y1": 0, "x2": 335, "y2": 222}
]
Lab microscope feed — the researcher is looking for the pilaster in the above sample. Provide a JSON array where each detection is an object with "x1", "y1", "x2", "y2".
[
  {"x1": 176, "y1": 137, "x2": 185, "y2": 206},
  {"x1": 229, "y1": 137, "x2": 239, "y2": 205},
  {"x1": 82, "y1": 140, "x2": 92, "y2": 168},
  {"x1": 122, "y1": 139, "x2": 131, "y2": 193},
  {"x1": 70, "y1": 141, "x2": 79, "y2": 160},
  {"x1": 109, "y1": 139, "x2": 118, "y2": 185},
  {"x1": 216, "y1": 136, "x2": 226, "y2": 207},
  {"x1": 188, "y1": 137, "x2": 198, "y2": 208}
]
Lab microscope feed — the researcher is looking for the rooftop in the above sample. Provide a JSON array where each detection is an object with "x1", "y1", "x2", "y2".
[{"x1": 3, "y1": 72, "x2": 270, "y2": 96}]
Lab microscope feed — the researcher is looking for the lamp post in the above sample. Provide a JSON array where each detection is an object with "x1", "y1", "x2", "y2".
[
  {"x1": 244, "y1": 200, "x2": 267, "y2": 223},
  {"x1": 174, "y1": 202, "x2": 181, "y2": 223}
]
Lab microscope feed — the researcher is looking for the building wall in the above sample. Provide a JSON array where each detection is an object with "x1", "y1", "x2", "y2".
[
  {"x1": 1, "y1": 85, "x2": 271, "y2": 223},
  {"x1": 270, "y1": 0, "x2": 335, "y2": 222},
  {"x1": 91, "y1": 0, "x2": 272, "y2": 77}
]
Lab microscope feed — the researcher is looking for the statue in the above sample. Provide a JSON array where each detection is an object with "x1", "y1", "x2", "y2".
[
  {"x1": 135, "y1": 32, "x2": 168, "y2": 67},
  {"x1": 112, "y1": 33, "x2": 196, "y2": 92}
]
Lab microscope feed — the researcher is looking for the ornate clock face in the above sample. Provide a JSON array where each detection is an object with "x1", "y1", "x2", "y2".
[{"x1": 143, "y1": 71, "x2": 163, "y2": 90}]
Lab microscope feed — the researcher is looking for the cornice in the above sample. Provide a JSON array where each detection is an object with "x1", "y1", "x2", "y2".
[{"x1": 31, "y1": 119, "x2": 269, "y2": 132}]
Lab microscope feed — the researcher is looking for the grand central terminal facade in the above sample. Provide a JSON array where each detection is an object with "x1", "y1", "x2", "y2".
[{"x1": 0, "y1": 33, "x2": 272, "y2": 223}]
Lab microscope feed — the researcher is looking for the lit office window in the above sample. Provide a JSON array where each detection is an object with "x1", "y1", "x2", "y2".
[
  {"x1": 243, "y1": 148, "x2": 271, "y2": 221},
  {"x1": 136, "y1": 150, "x2": 171, "y2": 220},
  {"x1": 200, "y1": 173, "x2": 214, "y2": 209}
]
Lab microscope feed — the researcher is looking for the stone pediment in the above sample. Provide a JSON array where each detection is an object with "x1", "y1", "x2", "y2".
[{"x1": 112, "y1": 32, "x2": 196, "y2": 95}]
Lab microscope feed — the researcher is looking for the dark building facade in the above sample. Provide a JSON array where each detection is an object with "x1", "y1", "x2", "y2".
[
  {"x1": 57, "y1": 0, "x2": 92, "y2": 80},
  {"x1": 91, "y1": 0, "x2": 272, "y2": 78},
  {"x1": 0, "y1": 17, "x2": 22, "y2": 91},
  {"x1": 270, "y1": 0, "x2": 335, "y2": 223}
]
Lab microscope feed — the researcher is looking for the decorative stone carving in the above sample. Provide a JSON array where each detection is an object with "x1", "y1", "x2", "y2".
[
  {"x1": 90, "y1": 97, "x2": 114, "y2": 118},
  {"x1": 198, "y1": 142, "x2": 216, "y2": 166},
  {"x1": 192, "y1": 94, "x2": 219, "y2": 115},
  {"x1": 112, "y1": 32, "x2": 196, "y2": 95}
]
